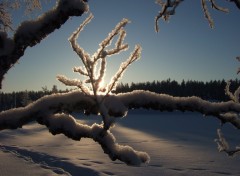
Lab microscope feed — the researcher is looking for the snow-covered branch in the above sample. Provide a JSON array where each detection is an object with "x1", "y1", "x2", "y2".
[
  {"x1": 118, "y1": 90, "x2": 240, "y2": 129},
  {"x1": 39, "y1": 113, "x2": 150, "y2": 166},
  {"x1": 0, "y1": 94, "x2": 149, "y2": 166},
  {"x1": 0, "y1": 91, "x2": 95, "y2": 130},
  {"x1": 0, "y1": 0, "x2": 88, "y2": 89},
  {"x1": 2, "y1": 90, "x2": 240, "y2": 130},
  {"x1": 2, "y1": 89, "x2": 240, "y2": 164}
]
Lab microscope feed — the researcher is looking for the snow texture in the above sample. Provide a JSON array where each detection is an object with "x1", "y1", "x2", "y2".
[{"x1": 1, "y1": 111, "x2": 240, "y2": 175}]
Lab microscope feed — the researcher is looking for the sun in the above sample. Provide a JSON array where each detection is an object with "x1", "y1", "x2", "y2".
[{"x1": 98, "y1": 80, "x2": 105, "y2": 91}]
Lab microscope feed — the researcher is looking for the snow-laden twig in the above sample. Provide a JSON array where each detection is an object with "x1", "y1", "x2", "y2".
[
  {"x1": 225, "y1": 57, "x2": 240, "y2": 103},
  {"x1": 201, "y1": 0, "x2": 214, "y2": 28},
  {"x1": 57, "y1": 75, "x2": 90, "y2": 95},
  {"x1": 155, "y1": 0, "x2": 183, "y2": 32},
  {"x1": 215, "y1": 129, "x2": 229, "y2": 152},
  {"x1": 225, "y1": 81, "x2": 240, "y2": 103},
  {"x1": 68, "y1": 13, "x2": 93, "y2": 69},
  {"x1": 0, "y1": 0, "x2": 88, "y2": 88},
  {"x1": 209, "y1": 0, "x2": 229, "y2": 12},
  {"x1": 215, "y1": 129, "x2": 240, "y2": 156},
  {"x1": 94, "y1": 18, "x2": 129, "y2": 60},
  {"x1": 106, "y1": 45, "x2": 142, "y2": 96}
]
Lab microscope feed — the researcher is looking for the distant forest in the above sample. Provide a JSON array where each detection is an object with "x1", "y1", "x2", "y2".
[{"x1": 1, "y1": 79, "x2": 240, "y2": 111}]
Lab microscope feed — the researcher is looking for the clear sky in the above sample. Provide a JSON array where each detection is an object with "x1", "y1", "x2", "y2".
[{"x1": 1, "y1": 0, "x2": 240, "y2": 93}]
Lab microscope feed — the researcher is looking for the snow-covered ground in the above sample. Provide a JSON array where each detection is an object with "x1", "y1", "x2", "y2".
[{"x1": 0, "y1": 110, "x2": 240, "y2": 176}]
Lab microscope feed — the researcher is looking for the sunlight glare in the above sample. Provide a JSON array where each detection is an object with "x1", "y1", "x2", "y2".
[{"x1": 99, "y1": 80, "x2": 106, "y2": 92}]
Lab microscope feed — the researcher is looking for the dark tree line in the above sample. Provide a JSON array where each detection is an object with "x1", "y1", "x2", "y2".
[
  {"x1": 0, "y1": 85, "x2": 67, "y2": 111},
  {"x1": 115, "y1": 79, "x2": 240, "y2": 101},
  {"x1": 1, "y1": 79, "x2": 240, "y2": 111}
]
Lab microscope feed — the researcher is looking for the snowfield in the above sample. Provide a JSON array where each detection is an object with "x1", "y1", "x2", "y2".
[{"x1": 0, "y1": 110, "x2": 240, "y2": 176}]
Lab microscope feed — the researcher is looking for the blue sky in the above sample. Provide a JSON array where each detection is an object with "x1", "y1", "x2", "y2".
[{"x1": 1, "y1": 0, "x2": 240, "y2": 92}]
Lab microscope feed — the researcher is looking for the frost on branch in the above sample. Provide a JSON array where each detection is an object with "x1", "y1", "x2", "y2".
[
  {"x1": 0, "y1": 0, "x2": 88, "y2": 89},
  {"x1": 220, "y1": 57, "x2": 240, "y2": 127},
  {"x1": 56, "y1": 14, "x2": 147, "y2": 165},
  {"x1": 225, "y1": 81, "x2": 240, "y2": 103},
  {"x1": 215, "y1": 57, "x2": 240, "y2": 156},
  {"x1": 201, "y1": 0, "x2": 229, "y2": 28},
  {"x1": 58, "y1": 13, "x2": 141, "y2": 130},
  {"x1": 154, "y1": 0, "x2": 238, "y2": 32},
  {"x1": 215, "y1": 129, "x2": 240, "y2": 156},
  {"x1": 155, "y1": 0, "x2": 183, "y2": 32}
]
